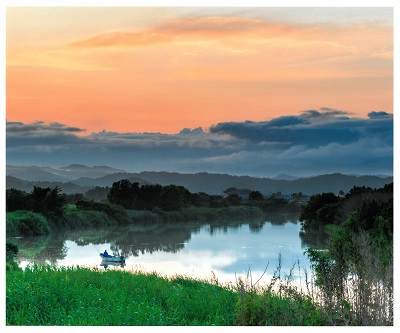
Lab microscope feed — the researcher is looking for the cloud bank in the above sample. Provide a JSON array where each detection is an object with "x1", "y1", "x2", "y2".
[{"x1": 6, "y1": 109, "x2": 393, "y2": 177}]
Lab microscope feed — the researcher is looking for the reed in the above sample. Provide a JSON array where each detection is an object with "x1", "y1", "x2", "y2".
[{"x1": 6, "y1": 265, "x2": 238, "y2": 326}]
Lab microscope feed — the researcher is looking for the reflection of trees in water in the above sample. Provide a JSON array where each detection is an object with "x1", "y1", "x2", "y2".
[
  {"x1": 204, "y1": 218, "x2": 266, "y2": 235},
  {"x1": 265, "y1": 213, "x2": 301, "y2": 225},
  {"x1": 7, "y1": 233, "x2": 68, "y2": 265},
  {"x1": 9, "y1": 218, "x2": 313, "y2": 265},
  {"x1": 249, "y1": 221, "x2": 265, "y2": 233},
  {"x1": 299, "y1": 227, "x2": 331, "y2": 248},
  {"x1": 112, "y1": 225, "x2": 198, "y2": 257}
]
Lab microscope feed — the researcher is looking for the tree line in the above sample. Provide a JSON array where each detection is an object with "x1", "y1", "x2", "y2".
[{"x1": 6, "y1": 178, "x2": 300, "y2": 234}]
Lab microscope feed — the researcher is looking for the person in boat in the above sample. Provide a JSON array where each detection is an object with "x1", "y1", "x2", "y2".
[{"x1": 103, "y1": 250, "x2": 110, "y2": 257}]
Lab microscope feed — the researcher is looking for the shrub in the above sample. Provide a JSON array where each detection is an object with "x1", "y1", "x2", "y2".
[
  {"x1": 63, "y1": 209, "x2": 117, "y2": 229},
  {"x1": 6, "y1": 210, "x2": 50, "y2": 236}
]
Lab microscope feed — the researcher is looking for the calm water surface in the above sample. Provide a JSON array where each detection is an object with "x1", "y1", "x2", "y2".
[{"x1": 9, "y1": 216, "x2": 329, "y2": 285}]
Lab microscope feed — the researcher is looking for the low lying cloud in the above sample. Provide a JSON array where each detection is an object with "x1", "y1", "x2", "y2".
[
  {"x1": 6, "y1": 109, "x2": 393, "y2": 177},
  {"x1": 210, "y1": 109, "x2": 362, "y2": 148}
]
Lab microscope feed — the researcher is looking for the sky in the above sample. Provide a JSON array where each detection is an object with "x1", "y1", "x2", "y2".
[{"x1": 3, "y1": 1, "x2": 396, "y2": 178}]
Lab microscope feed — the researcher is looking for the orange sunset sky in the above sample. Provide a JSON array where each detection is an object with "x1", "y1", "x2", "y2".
[{"x1": 6, "y1": 5, "x2": 393, "y2": 134}]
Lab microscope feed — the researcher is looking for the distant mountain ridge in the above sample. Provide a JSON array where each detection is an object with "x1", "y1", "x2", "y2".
[
  {"x1": 272, "y1": 173, "x2": 300, "y2": 181},
  {"x1": 6, "y1": 164, "x2": 393, "y2": 196},
  {"x1": 6, "y1": 164, "x2": 126, "y2": 182}
]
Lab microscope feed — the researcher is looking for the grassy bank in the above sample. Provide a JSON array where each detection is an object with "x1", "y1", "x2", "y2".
[
  {"x1": 6, "y1": 205, "x2": 266, "y2": 237},
  {"x1": 6, "y1": 265, "x2": 237, "y2": 325},
  {"x1": 6, "y1": 247, "x2": 393, "y2": 326},
  {"x1": 7, "y1": 265, "x2": 331, "y2": 326}
]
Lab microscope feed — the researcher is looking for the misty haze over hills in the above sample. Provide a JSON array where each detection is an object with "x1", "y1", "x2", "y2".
[{"x1": 6, "y1": 164, "x2": 393, "y2": 196}]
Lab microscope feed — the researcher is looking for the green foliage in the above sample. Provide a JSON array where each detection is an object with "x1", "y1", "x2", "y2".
[
  {"x1": 6, "y1": 243, "x2": 19, "y2": 261},
  {"x1": 305, "y1": 248, "x2": 335, "y2": 287},
  {"x1": 235, "y1": 290, "x2": 329, "y2": 326},
  {"x1": 6, "y1": 188, "x2": 30, "y2": 211},
  {"x1": 226, "y1": 193, "x2": 241, "y2": 206},
  {"x1": 137, "y1": 184, "x2": 163, "y2": 210},
  {"x1": 107, "y1": 179, "x2": 140, "y2": 209},
  {"x1": 249, "y1": 191, "x2": 263, "y2": 201},
  {"x1": 6, "y1": 243, "x2": 21, "y2": 272},
  {"x1": 62, "y1": 193, "x2": 84, "y2": 204},
  {"x1": 75, "y1": 200, "x2": 131, "y2": 225},
  {"x1": 105, "y1": 178, "x2": 296, "y2": 213},
  {"x1": 159, "y1": 185, "x2": 191, "y2": 211},
  {"x1": 299, "y1": 192, "x2": 340, "y2": 228},
  {"x1": 84, "y1": 186, "x2": 110, "y2": 202},
  {"x1": 6, "y1": 210, "x2": 50, "y2": 236},
  {"x1": 7, "y1": 186, "x2": 67, "y2": 224},
  {"x1": 31, "y1": 186, "x2": 66, "y2": 220},
  {"x1": 303, "y1": 182, "x2": 393, "y2": 325},
  {"x1": 63, "y1": 209, "x2": 117, "y2": 229},
  {"x1": 6, "y1": 266, "x2": 238, "y2": 326},
  {"x1": 107, "y1": 180, "x2": 192, "y2": 211}
]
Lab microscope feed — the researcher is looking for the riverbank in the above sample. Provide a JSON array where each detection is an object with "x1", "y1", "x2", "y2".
[
  {"x1": 7, "y1": 264, "x2": 333, "y2": 326},
  {"x1": 6, "y1": 205, "x2": 266, "y2": 237}
]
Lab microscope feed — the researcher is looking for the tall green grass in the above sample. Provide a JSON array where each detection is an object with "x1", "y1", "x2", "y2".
[
  {"x1": 6, "y1": 265, "x2": 237, "y2": 326},
  {"x1": 6, "y1": 210, "x2": 50, "y2": 236},
  {"x1": 7, "y1": 255, "x2": 392, "y2": 326},
  {"x1": 63, "y1": 209, "x2": 118, "y2": 228}
]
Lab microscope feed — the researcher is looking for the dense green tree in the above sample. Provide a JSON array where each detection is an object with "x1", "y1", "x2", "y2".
[
  {"x1": 6, "y1": 188, "x2": 30, "y2": 212},
  {"x1": 31, "y1": 186, "x2": 66, "y2": 219},
  {"x1": 160, "y1": 185, "x2": 191, "y2": 211},
  {"x1": 299, "y1": 192, "x2": 340, "y2": 229},
  {"x1": 62, "y1": 193, "x2": 84, "y2": 204},
  {"x1": 137, "y1": 184, "x2": 163, "y2": 210},
  {"x1": 84, "y1": 186, "x2": 110, "y2": 202},
  {"x1": 107, "y1": 179, "x2": 140, "y2": 209},
  {"x1": 226, "y1": 193, "x2": 241, "y2": 206},
  {"x1": 249, "y1": 190, "x2": 263, "y2": 201},
  {"x1": 76, "y1": 200, "x2": 130, "y2": 225},
  {"x1": 209, "y1": 195, "x2": 227, "y2": 208},
  {"x1": 189, "y1": 192, "x2": 211, "y2": 207}
]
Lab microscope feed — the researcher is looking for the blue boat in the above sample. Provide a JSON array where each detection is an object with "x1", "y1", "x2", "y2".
[{"x1": 99, "y1": 253, "x2": 126, "y2": 262}]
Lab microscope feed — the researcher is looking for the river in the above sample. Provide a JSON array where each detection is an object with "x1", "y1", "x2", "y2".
[{"x1": 8, "y1": 215, "x2": 330, "y2": 286}]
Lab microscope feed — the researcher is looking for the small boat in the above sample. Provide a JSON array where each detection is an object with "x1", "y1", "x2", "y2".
[{"x1": 99, "y1": 253, "x2": 126, "y2": 262}]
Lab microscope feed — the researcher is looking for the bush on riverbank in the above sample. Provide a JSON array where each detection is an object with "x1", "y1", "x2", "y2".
[
  {"x1": 6, "y1": 210, "x2": 50, "y2": 236},
  {"x1": 300, "y1": 183, "x2": 393, "y2": 325},
  {"x1": 63, "y1": 209, "x2": 119, "y2": 229}
]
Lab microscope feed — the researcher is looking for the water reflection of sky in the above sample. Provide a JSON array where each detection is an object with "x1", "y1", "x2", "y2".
[{"x1": 19, "y1": 221, "x2": 316, "y2": 286}]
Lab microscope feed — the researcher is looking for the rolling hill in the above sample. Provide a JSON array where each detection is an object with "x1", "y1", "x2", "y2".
[{"x1": 6, "y1": 164, "x2": 393, "y2": 196}]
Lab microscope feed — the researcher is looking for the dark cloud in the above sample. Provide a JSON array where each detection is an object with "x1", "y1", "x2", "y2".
[
  {"x1": 368, "y1": 111, "x2": 393, "y2": 119},
  {"x1": 301, "y1": 108, "x2": 350, "y2": 120},
  {"x1": 210, "y1": 115, "x2": 359, "y2": 148},
  {"x1": 6, "y1": 121, "x2": 85, "y2": 135},
  {"x1": 179, "y1": 127, "x2": 205, "y2": 135},
  {"x1": 209, "y1": 108, "x2": 392, "y2": 150},
  {"x1": 6, "y1": 110, "x2": 393, "y2": 177},
  {"x1": 6, "y1": 121, "x2": 88, "y2": 150}
]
